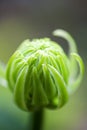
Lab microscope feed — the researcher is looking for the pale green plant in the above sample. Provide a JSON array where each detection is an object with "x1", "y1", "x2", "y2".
[
  {"x1": 5, "y1": 29, "x2": 84, "y2": 111},
  {"x1": 0, "y1": 29, "x2": 84, "y2": 130}
]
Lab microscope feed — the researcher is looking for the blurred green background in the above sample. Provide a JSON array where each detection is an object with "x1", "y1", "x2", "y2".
[{"x1": 0, "y1": 0, "x2": 87, "y2": 130}]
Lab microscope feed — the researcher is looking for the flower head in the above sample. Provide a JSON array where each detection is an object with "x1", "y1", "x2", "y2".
[{"x1": 6, "y1": 29, "x2": 84, "y2": 111}]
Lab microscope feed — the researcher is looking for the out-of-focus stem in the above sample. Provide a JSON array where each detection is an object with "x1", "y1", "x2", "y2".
[{"x1": 0, "y1": 61, "x2": 7, "y2": 88}]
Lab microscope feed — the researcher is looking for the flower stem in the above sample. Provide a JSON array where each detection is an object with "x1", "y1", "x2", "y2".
[{"x1": 29, "y1": 109, "x2": 44, "y2": 130}]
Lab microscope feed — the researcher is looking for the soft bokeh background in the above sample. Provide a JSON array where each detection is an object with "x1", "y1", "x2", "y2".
[{"x1": 0, "y1": 0, "x2": 87, "y2": 130}]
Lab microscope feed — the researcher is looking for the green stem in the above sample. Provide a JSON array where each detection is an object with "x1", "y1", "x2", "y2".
[{"x1": 29, "y1": 109, "x2": 44, "y2": 130}]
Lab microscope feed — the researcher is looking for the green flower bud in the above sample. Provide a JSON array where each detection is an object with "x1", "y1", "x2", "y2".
[{"x1": 6, "y1": 29, "x2": 84, "y2": 111}]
